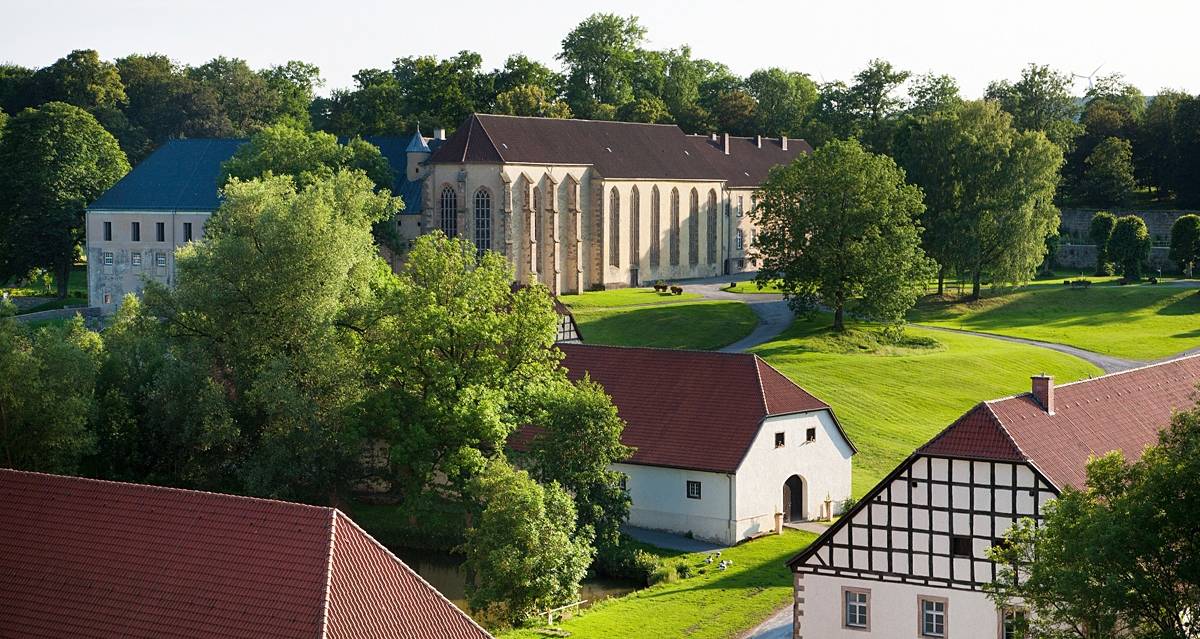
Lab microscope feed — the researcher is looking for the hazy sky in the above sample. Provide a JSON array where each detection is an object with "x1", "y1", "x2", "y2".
[{"x1": 3, "y1": 0, "x2": 1195, "y2": 98}]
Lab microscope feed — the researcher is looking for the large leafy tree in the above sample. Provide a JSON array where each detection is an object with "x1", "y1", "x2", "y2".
[
  {"x1": 1081, "y1": 137, "x2": 1136, "y2": 206},
  {"x1": 986, "y1": 64, "x2": 1083, "y2": 153},
  {"x1": 1135, "y1": 90, "x2": 1185, "y2": 197},
  {"x1": 221, "y1": 122, "x2": 392, "y2": 190},
  {"x1": 752, "y1": 138, "x2": 933, "y2": 331},
  {"x1": 1108, "y1": 214, "x2": 1151, "y2": 280},
  {"x1": 0, "y1": 102, "x2": 129, "y2": 296},
  {"x1": 1173, "y1": 95, "x2": 1200, "y2": 207},
  {"x1": 906, "y1": 73, "x2": 962, "y2": 117},
  {"x1": 744, "y1": 68, "x2": 818, "y2": 138},
  {"x1": 494, "y1": 84, "x2": 572, "y2": 118},
  {"x1": 392, "y1": 51, "x2": 488, "y2": 129},
  {"x1": 115, "y1": 54, "x2": 234, "y2": 160},
  {"x1": 187, "y1": 57, "x2": 282, "y2": 135},
  {"x1": 261, "y1": 60, "x2": 323, "y2": 126},
  {"x1": 1168, "y1": 214, "x2": 1200, "y2": 275},
  {"x1": 0, "y1": 311, "x2": 102, "y2": 474},
  {"x1": 1089, "y1": 211, "x2": 1118, "y2": 275},
  {"x1": 464, "y1": 459, "x2": 594, "y2": 624},
  {"x1": 146, "y1": 171, "x2": 397, "y2": 502},
  {"x1": 30, "y1": 49, "x2": 127, "y2": 112},
  {"x1": 989, "y1": 403, "x2": 1200, "y2": 639},
  {"x1": 558, "y1": 13, "x2": 646, "y2": 118}
]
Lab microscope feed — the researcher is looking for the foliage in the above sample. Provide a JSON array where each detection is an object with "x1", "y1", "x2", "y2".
[
  {"x1": 1081, "y1": 137, "x2": 1135, "y2": 206},
  {"x1": 0, "y1": 313, "x2": 102, "y2": 473},
  {"x1": 558, "y1": 13, "x2": 646, "y2": 119},
  {"x1": 221, "y1": 121, "x2": 393, "y2": 190},
  {"x1": 592, "y1": 535, "x2": 665, "y2": 584},
  {"x1": 988, "y1": 404, "x2": 1200, "y2": 639},
  {"x1": 1088, "y1": 211, "x2": 1118, "y2": 274},
  {"x1": 464, "y1": 459, "x2": 594, "y2": 624},
  {"x1": 1168, "y1": 214, "x2": 1200, "y2": 275},
  {"x1": 495, "y1": 84, "x2": 572, "y2": 118},
  {"x1": 1107, "y1": 215, "x2": 1151, "y2": 279},
  {"x1": 906, "y1": 73, "x2": 962, "y2": 116},
  {"x1": 753, "y1": 138, "x2": 933, "y2": 331},
  {"x1": 744, "y1": 68, "x2": 817, "y2": 137},
  {"x1": 570, "y1": 301, "x2": 757, "y2": 350},
  {"x1": 1173, "y1": 96, "x2": 1200, "y2": 207},
  {"x1": 985, "y1": 64, "x2": 1083, "y2": 152},
  {"x1": 0, "y1": 102, "x2": 129, "y2": 296}
]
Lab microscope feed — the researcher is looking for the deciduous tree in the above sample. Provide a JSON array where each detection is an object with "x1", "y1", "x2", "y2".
[
  {"x1": 1089, "y1": 211, "x2": 1118, "y2": 275},
  {"x1": 986, "y1": 64, "x2": 1083, "y2": 153},
  {"x1": 752, "y1": 138, "x2": 933, "y2": 331},
  {"x1": 558, "y1": 13, "x2": 646, "y2": 118},
  {"x1": 1082, "y1": 137, "x2": 1135, "y2": 206},
  {"x1": 494, "y1": 84, "x2": 572, "y2": 118},
  {"x1": 1168, "y1": 214, "x2": 1200, "y2": 276},
  {"x1": 1107, "y1": 214, "x2": 1151, "y2": 279}
]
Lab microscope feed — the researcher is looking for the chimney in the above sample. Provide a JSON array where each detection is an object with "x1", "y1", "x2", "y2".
[
  {"x1": 780, "y1": 137, "x2": 788, "y2": 151},
  {"x1": 1031, "y1": 374, "x2": 1055, "y2": 414},
  {"x1": 434, "y1": 128, "x2": 446, "y2": 140},
  {"x1": 722, "y1": 133, "x2": 730, "y2": 155},
  {"x1": 755, "y1": 135, "x2": 762, "y2": 148}
]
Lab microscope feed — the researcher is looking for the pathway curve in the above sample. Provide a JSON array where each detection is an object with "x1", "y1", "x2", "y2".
[
  {"x1": 678, "y1": 275, "x2": 795, "y2": 353},
  {"x1": 915, "y1": 325, "x2": 1141, "y2": 374},
  {"x1": 741, "y1": 605, "x2": 792, "y2": 639}
]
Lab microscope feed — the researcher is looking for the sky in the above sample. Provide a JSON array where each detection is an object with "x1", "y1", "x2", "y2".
[{"x1": 2, "y1": 0, "x2": 1196, "y2": 98}]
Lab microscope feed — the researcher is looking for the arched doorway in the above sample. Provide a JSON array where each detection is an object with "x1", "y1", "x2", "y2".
[{"x1": 783, "y1": 475, "x2": 805, "y2": 523}]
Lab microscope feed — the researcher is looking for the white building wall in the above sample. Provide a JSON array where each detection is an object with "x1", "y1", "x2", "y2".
[
  {"x1": 616, "y1": 462, "x2": 734, "y2": 544},
  {"x1": 800, "y1": 573, "x2": 1006, "y2": 639},
  {"x1": 734, "y1": 410, "x2": 853, "y2": 538},
  {"x1": 87, "y1": 209, "x2": 211, "y2": 312}
]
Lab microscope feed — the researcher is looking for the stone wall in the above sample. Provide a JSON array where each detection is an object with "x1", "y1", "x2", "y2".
[
  {"x1": 1058, "y1": 208, "x2": 1200, "y2": 245},
  {"x1": 1054, "y1": 243, "x2": 1174, "y2": 273}
]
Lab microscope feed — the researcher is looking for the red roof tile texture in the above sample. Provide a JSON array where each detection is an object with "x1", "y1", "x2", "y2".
[
  {"x1": 430, "y1": 114, "x2": 807, "y2": 184},
  {"x1": 920, "y1": 355, "x2": 1200, "y2": 489},
  {"x1": 0, "y1": 470, "x2": 493, "y2": 639},
  {"x1": 513, "y1": 344, "x2": 839, "y2": 474}
]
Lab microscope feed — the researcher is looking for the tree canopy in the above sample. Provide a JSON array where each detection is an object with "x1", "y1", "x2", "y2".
[{"x1": 1107, "y1": 214, "x2": 1152, "y2": 280}]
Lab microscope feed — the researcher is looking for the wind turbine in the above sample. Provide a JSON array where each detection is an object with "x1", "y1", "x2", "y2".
[{"x1": 1073, "y1": 64, "x2": 1104, "y2": 92}]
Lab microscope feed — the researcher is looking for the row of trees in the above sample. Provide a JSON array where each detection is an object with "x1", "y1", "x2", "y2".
[{"x1": 0, "y1": 130, "x2": 633, "y2": 625}]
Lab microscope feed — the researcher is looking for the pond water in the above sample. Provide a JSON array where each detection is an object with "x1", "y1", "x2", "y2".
[{"x1": 396, "y1": 548, "x2": 640, "y2": 612}]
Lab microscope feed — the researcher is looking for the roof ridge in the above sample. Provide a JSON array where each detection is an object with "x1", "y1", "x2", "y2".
[
  {"x1": 0, "y1": 468, "x2": 336, "y2": 514},
  {"x1": 980, "y1": 401, "x2": 1029, "y2": 459},
  {"x1": 332, "y1": 510, "x2": 495, "y2": 638},
  {"x1": 562, "y1": 342, "x2": 755, "y2": 358},
  {"x1": 477, "y1": 112, "x2": 683, "y2": 127},
  {"x1": 318, "y1": 510, "x2": 338, "y2": 639},
  {"x1": 752, "y1": 355, "x2": 771, "y2": 417}
]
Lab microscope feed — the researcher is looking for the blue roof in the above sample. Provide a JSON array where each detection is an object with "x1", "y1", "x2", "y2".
[
  {"x1": 404, "y1": 130, "x2": 431, "y2": 153},
  {"x1": 89, "y1": 136, "x2": 424, "y2": 214}
]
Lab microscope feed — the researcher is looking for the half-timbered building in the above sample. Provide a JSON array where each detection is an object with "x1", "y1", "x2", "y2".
[{"x1": 787, "y1": 356, "x2": 1200, "y2": 639}]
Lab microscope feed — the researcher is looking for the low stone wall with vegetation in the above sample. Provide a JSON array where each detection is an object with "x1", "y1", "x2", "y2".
[
  {"x1": 1059, "y1": 208, "x2": 1200, "y2": 247},
  {"x1": 1053, "y1": 243, "x2": 1175, "y2": 274}
]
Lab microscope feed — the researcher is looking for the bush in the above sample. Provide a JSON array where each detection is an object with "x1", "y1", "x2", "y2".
[
  {"x1": 841, "y1": 496, "x2": 859, "y2": 513},
  {"x1": 593, "y1": 535, "x2": 660, "y2": 584},
  {"x1": 674, "y1": 561, "x2": 692, "y2": 579}
]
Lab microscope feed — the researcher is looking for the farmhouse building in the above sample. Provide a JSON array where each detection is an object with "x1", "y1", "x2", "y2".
[
  {"x1": 786, "y1": 357, "x2": 1200, "y2": 639},
  {"x1": 513, "y1": 344, "x2": 856, "y2": 545},
  {"x1": 86, "y1": 115, "x2": 809, "y2": 311},
  {"x1": 0, "y1": 469, "x2": 493, "y2": 639}
]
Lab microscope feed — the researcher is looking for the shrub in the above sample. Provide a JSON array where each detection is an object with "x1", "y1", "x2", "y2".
[
  {"x1": 648, "y1": 563, "x2": 678, "y2": 586},
  {"x1": 841, "y1": 496, "x2": 859, "y2": 513},
  {"x1": 593, "y1": 535, "x2": 660, "y2": 584},
  {"x1": 674, "y1": 561, "x2": 692, "y2": 579},
  {"x1": 670, "y1": 286, "x2": 683, "y2": 295}
]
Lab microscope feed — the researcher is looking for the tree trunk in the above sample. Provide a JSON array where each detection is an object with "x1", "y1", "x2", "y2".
[
  {"x1": 833, "y1": 305, "x2": 845, "y2": 332},
  {"x1": 970, "y1": 269, "x2": 982, "y2": 300},
  {"x1": 937, "y1": 267, "x2": 945, "y2": 296},
  {"x1": 56, "y1": 261, "x2": 71, "y2": 299}
]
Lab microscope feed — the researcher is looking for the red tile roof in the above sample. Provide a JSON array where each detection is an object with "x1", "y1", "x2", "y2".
[
  {"x1": 430, "y1": 114, "x2": 808, "y2": 185},
  {"x1": 512, "y1": 344, "x2": 848, "y2": 474},
  {"x1": 0, "y1": 470, "x2": 493, "y2": 639},
  {"x1": 920, "y1": 355, "x2": 1200, "y2": 488}
]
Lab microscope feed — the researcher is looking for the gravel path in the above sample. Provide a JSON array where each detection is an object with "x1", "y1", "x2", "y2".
[
  {"x1": 915, "y1": 325, "x2": 1142, "y2": 374},
  {"x1": 682, "y1": 279, "x2": 795, "y2": 353},
  {"x1": 741, "y1": 605, "x2": 792, "y2": 639}
]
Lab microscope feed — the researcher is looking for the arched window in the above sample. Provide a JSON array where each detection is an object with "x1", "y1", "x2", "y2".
[
  {"x1": 707, "y1": 189, "x2": 718, "y2": 265},
  {"x1": 649, "y1": 186, "x2": 661, "y2": 268},
  {"x1": 473, "y1": 188, "x2": 491, "y2": 254},
  {"x1": 688, "y1": 188, "x2": 700, "y2": 266},
  {"x1": 609, "y1": 187, "x2": 620, "y2": 267},
  {"x1": 533, "y1": 187, "x2": 544, "y2": 275},
  {"x1": 439, "y1": 186, "x2": 458, "y2": 238},
  {"x1": 670, "y1": 188, "x2": 680, "y2": 266},
  {"x1": 629, "y1": 186, "x2": 640, "y2": 267}
]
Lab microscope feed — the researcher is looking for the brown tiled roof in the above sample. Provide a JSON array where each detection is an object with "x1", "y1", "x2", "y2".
[
  {"x1": 919, "y1": 355, "x2": 1200, "y2": 488},
  {"x1": 512, "y1": 344, "x2": 849, "y2": 474},
  {"x1": 0, "y1": 470, "x2": 493, "y2": 639},
  {"x1": 430, "y1": 114, "x2": 809, "y2": 185}
]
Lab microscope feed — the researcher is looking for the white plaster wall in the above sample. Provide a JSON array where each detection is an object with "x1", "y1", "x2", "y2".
[
  {"x1": 87, "y1": 209, "x2": 211, "y2": 312},
  {"x1": 801, "y1": 573, "x2": 1006, "y2": 639},
  {"x1": 735, "y1": 411, "x2": 853, "y2": 539},
  {"x1": 616, "y1": 462, "x2": 734, "y2": 544}
]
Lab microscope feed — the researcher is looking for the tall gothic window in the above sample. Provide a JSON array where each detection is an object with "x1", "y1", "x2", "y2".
[
  {"x1": 629, "y1": 186, "x2": 640, "y2": 267},
  {"x1": 670, "y1": 188, "x2": 680, "y2": 266},
  {"x1": 473, "y1": 188, "x2": 491, "y2": 254},
  {"x1": 439, "y1": 186, "x2": 458, "y2": 238},
  {"x1": 609, "y1": 187, "x2": 620, "y2": 267},
  {"x1": 688, "y1": 188, "x2": 700, "y2": 266},
  {"x1": 533, "y1": 187, "x2": 544, "y2": 275},
  {"x1": 707, "y1": 189, "x2": 718, "y2": 265},
  {"x1": 650, "y1": 186, "x2": 661, "y2": 268}
]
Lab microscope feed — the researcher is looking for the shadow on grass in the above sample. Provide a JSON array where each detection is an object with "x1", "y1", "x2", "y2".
[{"x1": 575, "y1": 302, "x2": 757, "y2": 351}]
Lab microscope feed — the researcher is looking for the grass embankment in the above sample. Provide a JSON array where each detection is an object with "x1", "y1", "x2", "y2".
[
  {"x1": 910, "y1": 275, "x2": 1200, "y2": 360},
  {"x1": 500, "y1": 529, "x2": 817, "y2": 639},
  {"x1": 558, "y1": 287, "x2": 702, "y2": 308},
  {"x1": 752, "y1": 316, "x2": 1102, "y2": 496},
  {"x1": 573, "y1": 301, "x2": 758, "y2": 350}
]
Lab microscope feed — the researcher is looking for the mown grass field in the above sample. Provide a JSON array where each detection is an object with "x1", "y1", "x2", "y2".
[
  {"x1": 573, "y1": 301, "x2": 758, "y2": 350},
  {"x1": 723, "y1": 280, "x2": 783, "y2": 294},
  {"x1": 909, "y1": 275, "x2": 1200, "y2": 360},
  {"x1": 558, "y1": 287, "x2": 702, "y2": 308},
  {"x1": 752, "y1": 316, "x2": 1102, "y2": 496},
  {"x1": 499, "y1": 529, "x2": 817, "y2": 639}
]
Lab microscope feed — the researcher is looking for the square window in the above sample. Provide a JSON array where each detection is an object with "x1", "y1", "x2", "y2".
[
  {"x1": 806, "y1": 427, "x2": 817, "y2": 443},
  {"x1": 103, "y1": 221, "x2": 112, "y2": 241},
  {"x1": 131, "y1": 221, "x2": 140, "y2": 242},
  {"x1": 843, "y1": 588, "x2": 869, "y2": 629},
  {"x1": 156, "y1": 222, "x2": 165, "y2": 242},
  {"x1": 775, "y1": 432, "x2": 785, "y2": 448},
  {"x1": 131, "y1": 253, "x2": 142, "y2": 267},
  {"x1": 183, "y1": 222, "x2": 193, "y2": 242},
  {"x1": 920, "y1": 597, "x2": 947, "y2": 638},
  {"x1": 155, "y1": 253, "x2": 166, "y2": 267},
  {"x1": 686, "y1": 480, "x2": 702, "y2": 500},
  {"x1": 103, "y1": 252, "x2": 113, "y2": 266},
  {"x1": 951, "y1": 535, "x2": 972, "y2": 558},
  {"x1": 102, "y1": 292, "x2": 111, "y2": 305},
  {"x1": 1002, "y1": 608, "x2": 1027, "y2": 639}
]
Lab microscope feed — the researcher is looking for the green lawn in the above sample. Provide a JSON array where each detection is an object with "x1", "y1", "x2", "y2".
[
  {"x1": 909, "y1": 276, "x2": 1200, "y2": 360},
  {"x1": 752, "y1": 317, "x2": 1103, "y2": 496},
  {"x1": 2, "y1": 264, "x2": 87, "y2": 298},
  {"x1": 722, "y1": 280, "x2": 783, "y2": 294},
  {"x1": 559, "y1": 287, "x2": 703, "y2": 308},
  {"x1": 574, "y1": 301, "x2": 758, "y2": 350},
  {"x1": 499, "y1": 529, "x2": 817, "y2": 639}
]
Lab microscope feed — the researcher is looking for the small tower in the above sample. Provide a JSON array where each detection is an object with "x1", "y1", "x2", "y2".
[{"x1": 404, "y1": 126, "x2": 431, "y2": 182}]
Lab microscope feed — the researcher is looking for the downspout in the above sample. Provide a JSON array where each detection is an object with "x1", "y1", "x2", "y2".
[{"x1": 728, "y1": 472, "x2": 737, "y2": 544}]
